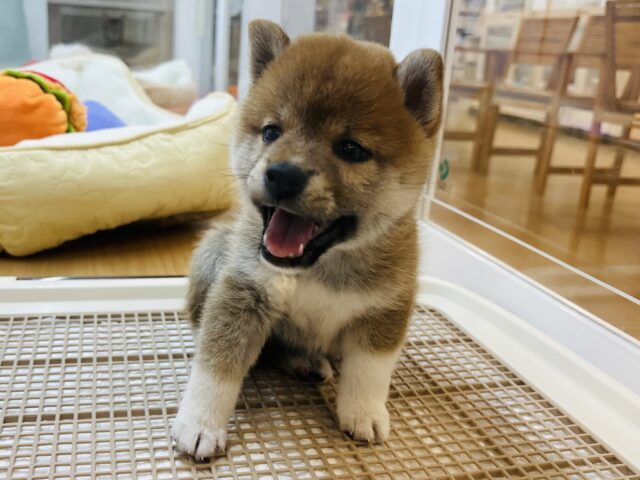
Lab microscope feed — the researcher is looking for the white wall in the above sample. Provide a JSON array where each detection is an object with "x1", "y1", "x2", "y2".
[
  {"x1": 23, "y1": 0, "x2": 49, "y2": 61},
  {"x1": 237, "y1": 0, "x2": 316, "y2": 99},
  {"x1": 389, "y1": 0, "x2": 450, "y2": 61},
  {"x1": 173, "y1": 0, "x2": 215, "y2": 96},
  {"x1": 281, "y1": 0, "x2": 316, "y2": 39},
  {"x1": 214, "y1": 0, "x2": 230, "y2": 92},
  {"x1": 389, "y1": 0, "x2": 453, "y2": 217}
]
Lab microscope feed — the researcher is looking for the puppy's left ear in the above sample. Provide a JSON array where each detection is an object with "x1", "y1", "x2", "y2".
[
  {"x1": 249, "y1": 20, "x2": 290, "y2": 81},
  {"x1": 397, "y1": 49, "x2": 444, "y2": 137}
]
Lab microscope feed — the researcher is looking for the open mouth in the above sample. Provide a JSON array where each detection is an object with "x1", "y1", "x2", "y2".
[{"x1": 260, "y1": 207, "x2": 357, "y2": 268}]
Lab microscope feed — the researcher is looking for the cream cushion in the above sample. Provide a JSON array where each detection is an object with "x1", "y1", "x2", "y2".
[{"x1": 0, "y1": 55, "x2": 236, "y2": 256}]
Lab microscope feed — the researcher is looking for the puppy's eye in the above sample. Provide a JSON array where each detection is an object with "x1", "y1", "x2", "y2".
[
  {"x1": 262, "y1": 125, "x2": 282, "y2": 144},
  {"x1": 333, "y1": 139, "x2": 372, "y2": 163}
]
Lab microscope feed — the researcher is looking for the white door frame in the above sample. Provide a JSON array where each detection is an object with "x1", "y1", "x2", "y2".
[
  {"x1": 173, "y1": 0, "x2": 215, "y2": 96},
  {"x1": 237, "y1": 0, "x2": 316, "y2": 99},
  {"x1": 389, "y1": 0, "x2": 456, "y2": 218},
  {"x1": 213, "y1": 0, "x2": 231, "y2": 93}
]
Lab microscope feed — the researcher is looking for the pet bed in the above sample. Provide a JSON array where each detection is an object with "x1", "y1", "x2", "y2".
[{"x1": 0, "y1": 54, "x2": 236, "y2": 256}]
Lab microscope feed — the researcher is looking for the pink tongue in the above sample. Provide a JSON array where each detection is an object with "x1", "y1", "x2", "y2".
[{"x1": 265, "y1": 208, "x2": 315, "y2": 258}]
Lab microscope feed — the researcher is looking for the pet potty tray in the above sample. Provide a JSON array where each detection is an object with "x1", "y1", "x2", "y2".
[{"x1": 0, "y1": 276, "x2": 638, "y2": 479}]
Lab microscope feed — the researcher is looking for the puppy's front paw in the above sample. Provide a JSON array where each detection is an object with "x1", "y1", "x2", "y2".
[
  {"x1": 172, "y1": 362, "x2": 242, "y2": 460},
  {"x1": 337, "y1": 399, "x2": 390, "y2": 443},
  {"x1": 172, "y1": 408, "x2": 227, "y2": 460}
]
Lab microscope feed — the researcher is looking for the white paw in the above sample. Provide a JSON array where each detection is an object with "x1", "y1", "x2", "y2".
[
  {"x1": 171, "y1": 362, "x2": 239, "y2": 460},
  {"x1": 337, "y1": 400, "x2": 390, "y2": 443},
  {"x1": 172, "y1": 408, "x2": 227, "y2": 460}
]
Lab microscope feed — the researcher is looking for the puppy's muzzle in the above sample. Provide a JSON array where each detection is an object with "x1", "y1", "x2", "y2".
[
  {"x1": 264, "y1": 162, "x2": 307, "y2": 200},
  {"x1": 258, "y1": 161, "x2": 356, "y2": 269}
]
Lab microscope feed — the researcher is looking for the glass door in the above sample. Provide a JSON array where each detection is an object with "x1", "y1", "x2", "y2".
[{"x1": 434, "y1": 0, "x2": 639, "y2": 340}]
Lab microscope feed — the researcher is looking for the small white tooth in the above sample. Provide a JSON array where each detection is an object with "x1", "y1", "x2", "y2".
[
  {"x1": 288, "y1": 253, "x2": 295, "y2": 258},
  {"x1": 263, "y1": 233, "x2": 267, "y2": 244},
  {"x1": 298, "y1": 243, "x2": 304, "y2": 255}
]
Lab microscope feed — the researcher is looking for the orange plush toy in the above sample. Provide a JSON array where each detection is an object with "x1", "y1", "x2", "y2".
[{"x1": 0, "y1": 70, "x2": 87, "y2": 147}]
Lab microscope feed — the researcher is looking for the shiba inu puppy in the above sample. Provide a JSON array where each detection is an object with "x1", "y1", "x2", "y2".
[{"x1": 172, "y1": 19, "x2": 443, "y2": 459}]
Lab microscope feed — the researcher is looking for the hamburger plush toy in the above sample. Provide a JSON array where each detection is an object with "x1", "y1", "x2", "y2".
[{"x1": 0, "y1": 69, "x2": 87, "y2": 147}]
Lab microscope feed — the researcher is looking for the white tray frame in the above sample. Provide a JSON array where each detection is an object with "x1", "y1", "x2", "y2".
[{"x1": 1, "y1": 270, "x2": 638, "y2": 469}]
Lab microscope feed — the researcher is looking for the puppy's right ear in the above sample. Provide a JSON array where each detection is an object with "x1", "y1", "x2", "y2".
[
  {"x1": 249, "y1": 20, "x2": 290, "y2": 81},
  {"x1": 397, "y1": 49, "x2": 444, "y2": 137}
]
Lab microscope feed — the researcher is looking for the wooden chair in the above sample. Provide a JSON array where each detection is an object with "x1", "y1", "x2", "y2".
[
  {"x1": 534, "y1": 15, "x2": 607, "y2": 194},
  {"x1": 478, "y1": 16, "x2": 580, "y2": 174},
  {"x1": 445, "y1": 17, "x2": 580, "y2": 174},
  {"x1": 578, "y1": 0, "x2": 640, "y2": 207},
  {"x1": 444, "y1": 47, "x2": 509, "y2": 171}
]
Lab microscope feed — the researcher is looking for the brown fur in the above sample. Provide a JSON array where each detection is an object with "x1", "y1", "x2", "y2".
[
  {"x1": 198, "y1": 274, "x2": 274, "y2": 382},
  {"x1": 235, "y1": 34, "x2": 439, "y2": 226},
  {"x1": 173, "y1": 20, "x2": 443, "y2": 456}
]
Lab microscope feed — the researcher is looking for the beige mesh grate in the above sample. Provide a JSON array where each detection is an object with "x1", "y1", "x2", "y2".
[{"x1": 1, "y1": 306, "x2": 638, "y2": 479}]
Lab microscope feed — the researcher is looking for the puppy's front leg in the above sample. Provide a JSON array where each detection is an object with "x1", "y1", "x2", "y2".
[
  {"x1": 172, "y1": 275, "x2": 274, "y2": 459},
  {"x1": 337, "y1": 309, "x2": 408, "y2": 443}
]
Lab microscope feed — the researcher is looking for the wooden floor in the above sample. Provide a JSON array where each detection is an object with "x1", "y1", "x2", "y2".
[
  {"x1": 439, "y1": 113, "x2": 640, "y2": 339},
  {"x1": 0, "y1": 215, "x2": 227, "y2": 278},
  {"x1": 0, "y1": 115, "x2": 637, "y2": 338}
]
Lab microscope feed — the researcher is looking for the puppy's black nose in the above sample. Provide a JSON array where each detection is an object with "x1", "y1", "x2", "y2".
[{"x1": 264, "y1": 162, "x2": 307, "y2": 199}]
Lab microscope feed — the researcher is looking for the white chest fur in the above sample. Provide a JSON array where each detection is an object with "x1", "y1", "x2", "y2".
[{"x1": 267, "y1": 273, "x2": 381, "y2": 351}]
